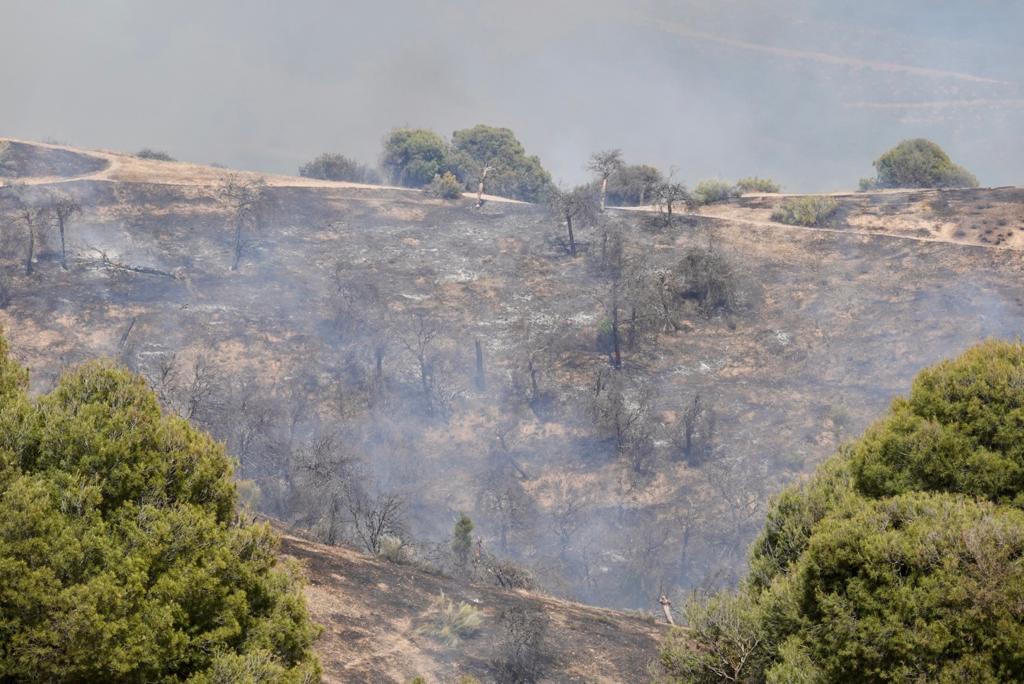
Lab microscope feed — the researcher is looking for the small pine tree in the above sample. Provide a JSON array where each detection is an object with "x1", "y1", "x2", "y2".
[{"x1": 452, "y1": 513, "x2": 474, "y2": 572}]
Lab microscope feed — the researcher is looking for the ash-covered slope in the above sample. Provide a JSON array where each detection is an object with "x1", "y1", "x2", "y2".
[
  {"x1": 2, "y1": 139, "x2": 1024, "y2": 616},
  {"x1": 277, "y1": 527, "x2": 665, "y2": 683}
]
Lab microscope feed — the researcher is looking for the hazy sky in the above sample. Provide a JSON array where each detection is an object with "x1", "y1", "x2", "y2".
[{"x1": 3, "y1": 0, "x2": 1022, "y2": 190}]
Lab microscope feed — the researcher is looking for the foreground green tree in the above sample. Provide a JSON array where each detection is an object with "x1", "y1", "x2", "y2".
[
  {"x1": 865, "y1": 138, "x2": 979, "y2": 189},
  {"x1": 0, "y1": 333, "x2": 320, "y2": 682},
  {"x1": 380, "y1": 128, "x2": 449, "y2": 187},
  {"x1": 662, "y1": 340, "x2": 1024, "y2": 682}
]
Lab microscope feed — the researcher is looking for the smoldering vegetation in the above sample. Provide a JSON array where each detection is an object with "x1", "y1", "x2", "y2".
[{"x1": 3, "y1": 158, "x2": 1024, "y2": 612}]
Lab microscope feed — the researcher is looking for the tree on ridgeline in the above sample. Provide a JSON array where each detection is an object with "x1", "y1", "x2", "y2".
[
  {"x1": 587, "y1": 149, "x2": 624, "y2": 212},
  {"x1": 448, "y1": 125, "x2": 553, "y2": 202}
]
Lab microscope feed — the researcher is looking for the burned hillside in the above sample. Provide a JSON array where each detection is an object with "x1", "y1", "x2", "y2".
[{"x1": 3, "y1": 140, "x2": 1024, "y2": 612}]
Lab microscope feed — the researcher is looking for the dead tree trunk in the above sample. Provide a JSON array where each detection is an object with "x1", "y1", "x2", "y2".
[
  {"x1": 57, "y1": 215, "x2": 67, "y2": 269},
  {"x1": 566, "y1": 215, "x2": 576, "y2": 257},
  {"x1": 659, "y1": 595, "x2": 675, "y2": 625},
  {"x1": 610, "y1": 287, "x2": 622, "y2": 369},
  {"x1": 476, "y1": 166, "x2": 492, "y2": 208},
  {"x1": 25, "y1": 222, "x2": 34, "y2": 275},
  {"x1": 231, "y1": 215, "x2": 244, "y2": 271},
  {"x1": 474, "y1": 338, "x2": 486, "y2": 391}
]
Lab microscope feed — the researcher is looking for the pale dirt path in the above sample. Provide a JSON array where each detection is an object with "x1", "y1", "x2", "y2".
[
  {"x1": 0, "y1": 137, "x2": 525, "y2": 204},
  {"x1": 610, "y1": 204, "x2": 1022, "y2": 253}
]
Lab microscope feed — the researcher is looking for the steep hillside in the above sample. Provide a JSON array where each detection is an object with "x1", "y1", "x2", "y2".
[
  {"x1": 277, "y1": 526, "x2": 665, "y2": 682},
  {"x1": 2, "y1": 139, "x2": 1024, "y2": 617}
]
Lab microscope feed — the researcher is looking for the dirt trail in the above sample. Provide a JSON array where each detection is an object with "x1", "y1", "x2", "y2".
[{"x1": 611, "y1": 204, "x2": 1021, "y2": 253}]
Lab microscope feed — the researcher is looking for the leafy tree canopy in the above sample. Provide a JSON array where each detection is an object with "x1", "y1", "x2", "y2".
[
  {"x1": 0, "y1": 333, "x2": 320, "y2": 682},
  {"x1": 381, "y1": 128, "x2": 449, "y2": 188},
  {"x1": 663, "y1": 340, "x2": 1024, "y2": 683},
  {"x1": 448, "y1": 125, "x2": 553, "y2": 202},
  {"x1": 605, "y1": 164, "x2": 664, "y2": 206}
]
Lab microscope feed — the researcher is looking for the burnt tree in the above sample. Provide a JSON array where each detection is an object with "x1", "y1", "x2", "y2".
[
  {"x1": 547, "y1": 185, "x2": 598, "y2": 257},
  {"x1": 48, "y1": 193, "x2": 81, "y2": 269},
  {"x1": 217, "y1": 174, "x2": 268, "y2": 270}
]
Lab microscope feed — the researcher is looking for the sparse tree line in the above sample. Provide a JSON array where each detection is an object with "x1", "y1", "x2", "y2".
[{"x1": 0, "y1": 173, "x2": 273, "y2": 277}]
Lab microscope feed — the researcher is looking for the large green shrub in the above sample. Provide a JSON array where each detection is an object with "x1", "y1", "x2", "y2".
[
  {"x1": 662, "y1": 340, "x2": 1024, "y2": 683},
  {"x1": 869, "y1": 138, "x2": 979, "y2": 189},
  {"x1": 0, "y1": 334, "x2": 320, "y2": 682},
  {"x1": 770, "y1": 195, "x2": 839, "y2": 226},
  {"x1": 380, "y1": 128, "x2": 449, "y2": 187}
]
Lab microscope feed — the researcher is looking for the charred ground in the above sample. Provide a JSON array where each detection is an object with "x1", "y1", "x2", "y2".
[{"x1": 2, "y1": 139, "x2": 1024, "y2": 620}]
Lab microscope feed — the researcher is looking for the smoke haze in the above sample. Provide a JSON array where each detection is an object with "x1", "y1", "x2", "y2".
[{"x1": 3, "y1": 0, "x2": 1021, "y2": 190}]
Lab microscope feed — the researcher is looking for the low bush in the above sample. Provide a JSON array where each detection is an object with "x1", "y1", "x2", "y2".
[
  {"x1": 377, "y1": 534, "x2": 409, "y2": 563},
  {"x1": 674, "y1": 245, "x2": 754, "y2": 318},
  {"x1": 771, "y1": 195, "x2": 839, "y2": 226},
  {"x1": 135, "y1": 148, "x2": 175, "y2": 162},
  {"x1": 424, "y1": 171, "x2": 464, "y2": 199},
  {"x1": 299, "y1": 152, "x2": 381, "y2": 184},
  {"x1": 416, "y1": 592, "x2": 484, "y2": 646},
  {"x1": 693, "y1": 179, "x2": 736, "y2": 205},
  {"x1": 734, "y1": 176, "x2": 781, "y2": 194}
]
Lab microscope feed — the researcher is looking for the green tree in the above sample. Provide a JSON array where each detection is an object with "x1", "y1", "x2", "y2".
[
  {"x1": 0, "y1": 333, "x2": 320, "y2": 682},
  {"x1": 663, "y1": 340, "x2": 1024, "y2": 683},
  {"x1": 452, "y1": 513, "x2": 475, "y2": 572},
  {"x1": 587, "y1": 149, "x2": 624, "y2": 212},
  {"x1": 605, "y1": 164, "x2": 664, "y2": 206},
  {"x1": 448, "y1": 125, "x2": 553, "y2": 202},
  {"x1": 869, "y1": 138, "x2": 978, "y2": 189},
  {"x1": 381, "y1": 128, "x2": 449, "y2": 188}
]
